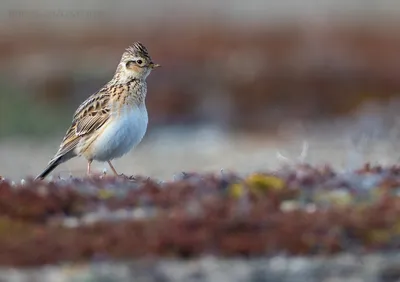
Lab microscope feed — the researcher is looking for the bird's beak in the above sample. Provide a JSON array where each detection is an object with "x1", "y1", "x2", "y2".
[{"x1": 150, "y1": 63, "x2": 161, "y2": 69}]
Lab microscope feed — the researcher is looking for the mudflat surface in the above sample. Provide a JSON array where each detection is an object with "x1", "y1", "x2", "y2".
[{"x1": 1, "y1": 123, "x2": 399, "y2": 181}]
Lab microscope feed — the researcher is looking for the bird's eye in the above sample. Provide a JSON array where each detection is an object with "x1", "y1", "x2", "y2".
[{"x1": 126, "y1": 59, "x2": 145, "y2": 68}]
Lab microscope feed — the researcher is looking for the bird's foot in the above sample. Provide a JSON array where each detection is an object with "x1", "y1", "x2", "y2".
[{"x1": 117, "y1": 173, "x2": 138, "y2": 181}]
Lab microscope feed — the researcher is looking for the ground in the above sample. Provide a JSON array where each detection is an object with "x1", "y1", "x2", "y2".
[{"x1": 0, "y1": 123, "x2": 398, "y2": 181}]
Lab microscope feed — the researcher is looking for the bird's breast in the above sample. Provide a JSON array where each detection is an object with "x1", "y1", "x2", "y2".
[{"x1": 88, "y1": 104, "x2": 148, "y2": 161}]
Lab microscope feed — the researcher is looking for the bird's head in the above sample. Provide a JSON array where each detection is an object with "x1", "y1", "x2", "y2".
[{"x1": 116, "y1": 42, "x2": 160, "y2": 81}]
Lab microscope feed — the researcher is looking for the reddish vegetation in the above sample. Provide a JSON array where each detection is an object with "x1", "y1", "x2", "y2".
[{"x1": 0, "y1": 164, "x2": 400, "y2": 266}]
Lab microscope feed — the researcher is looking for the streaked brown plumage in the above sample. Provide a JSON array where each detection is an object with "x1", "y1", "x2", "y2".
[{"x1": 35, "y1": 42, "x2": 160, "y2": 180}]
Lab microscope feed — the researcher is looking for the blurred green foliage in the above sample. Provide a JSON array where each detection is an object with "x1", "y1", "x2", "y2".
[{"x1": 0, "y1": 81, "x2": 71, "y2": 139}]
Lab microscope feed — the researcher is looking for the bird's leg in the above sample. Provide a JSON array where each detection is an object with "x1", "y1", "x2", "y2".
[
  {"x1": 107, "y1": 161, "x2": 119, "y2": 176},
  {"x1": 87, "y1": 160, "x2": 92, "y2": 176},
  {"x1": 107, "y1": 161, "x2": 132, "y2": 179}
]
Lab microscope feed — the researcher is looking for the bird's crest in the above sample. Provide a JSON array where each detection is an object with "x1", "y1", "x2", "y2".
[{"x1": 121, "y1": 42, "x2": 151, "y2": 61}]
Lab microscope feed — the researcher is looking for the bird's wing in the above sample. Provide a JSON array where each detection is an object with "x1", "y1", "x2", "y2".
[
  {"x1": 73, "y1": 90, "x2": 111, "y2": 136},
  {"x1": 52, "y1": 88, "x2": 112, "y2": 160}
]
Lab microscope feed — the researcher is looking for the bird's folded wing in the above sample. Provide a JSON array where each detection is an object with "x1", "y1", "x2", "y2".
[
  {"x1": 75, "y1": 109, "x2": 111, "y2": 136},
  {"x1": 74, "y1": 90, "x2": 111, "y2": 136},
  {"x1": 52, "y1": 90, "x2": 111, "y2": 159}
]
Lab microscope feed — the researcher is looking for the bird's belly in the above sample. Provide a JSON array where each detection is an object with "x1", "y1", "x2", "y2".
[{"x1": 89, "y1": 106, "x2": 148, "y2": 162}]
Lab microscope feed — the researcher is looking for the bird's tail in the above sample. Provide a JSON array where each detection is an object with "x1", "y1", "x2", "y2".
[
  {"x1": 35, "y1": 157, "x2": 64, "y2": 180},
  {"x1": 35, "y1": 152, "x2": 75, "y2": 180}
]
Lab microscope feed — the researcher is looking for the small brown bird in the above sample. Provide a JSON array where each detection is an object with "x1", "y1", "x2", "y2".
[{"x1": 36, "y1": 42, "x2": 160, "y2": 180}]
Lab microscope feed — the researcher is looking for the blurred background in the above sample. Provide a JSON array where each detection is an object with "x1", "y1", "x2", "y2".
[{"x1": 1, "y1": 0, "x2": 400, "y2": 180}]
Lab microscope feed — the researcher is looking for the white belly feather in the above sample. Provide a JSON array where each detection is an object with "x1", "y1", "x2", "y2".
[{"x1": 89, "y1": 104, "x2": 148, "y2": 162}]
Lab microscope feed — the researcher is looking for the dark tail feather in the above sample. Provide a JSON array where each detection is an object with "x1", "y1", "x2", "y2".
[
  {"x1": 35, "y1": 147, "x2": 77, "y2": 180},
  {"x1": 35, "y1": 156, "x2": 65, "y2": 180}
]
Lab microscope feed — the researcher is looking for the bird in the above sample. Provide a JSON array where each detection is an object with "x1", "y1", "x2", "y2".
[{"x1": 35, "y1": 42, "x2": 160, "y2": 180}]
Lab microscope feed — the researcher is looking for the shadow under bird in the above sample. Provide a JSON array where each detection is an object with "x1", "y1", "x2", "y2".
[{"x1": 35, "y1": 42, "x2": 160, "y2": 180}]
